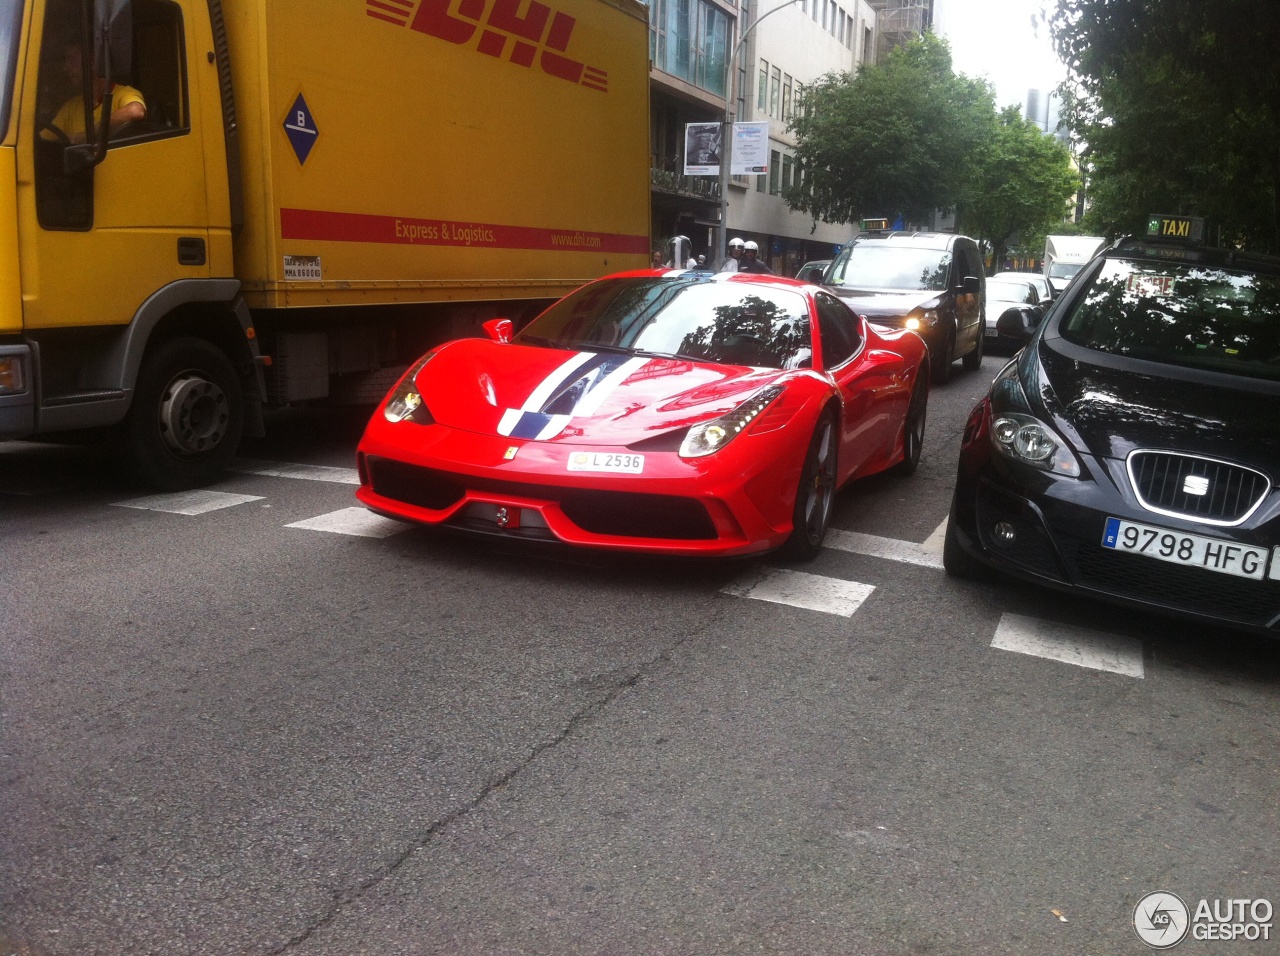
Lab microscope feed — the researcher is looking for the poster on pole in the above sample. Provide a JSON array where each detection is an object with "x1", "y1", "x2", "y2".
[
  {"x1": 731, "y1": 121, "x2": 770, "y2": 175},
  {"x1": 683, "y1": 122, "x2": 722, "y2": 176}
]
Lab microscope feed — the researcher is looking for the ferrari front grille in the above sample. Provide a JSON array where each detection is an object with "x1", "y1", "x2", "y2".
[
  {"x1": 1128, "y1": 451, "x2": 1270, "y2": 526},
  {"x1": 365, "y1": 457, "x2": 718, "y2": 540}
]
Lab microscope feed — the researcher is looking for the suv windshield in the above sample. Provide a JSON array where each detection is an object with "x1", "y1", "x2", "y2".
[
  {"x1": 518, "y1": 276, "x2": 813, "y2": 370},
  {"x1": 0, "y1": 0, "x2": 22, "y2": 139},
  {"x1": 1059, "y1": 258, "x2": 1280, "y2": 382},
  {"x1": 828, "y1": 244, "x2": 950, "y2": 292}
]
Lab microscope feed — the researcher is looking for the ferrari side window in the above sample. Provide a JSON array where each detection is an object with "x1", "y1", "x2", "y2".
[{"x1": 815, "y1": 293, "x2": 861, "y2": 368}]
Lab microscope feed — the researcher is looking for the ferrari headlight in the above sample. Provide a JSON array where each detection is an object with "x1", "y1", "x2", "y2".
[
  {"x1": 383, "y1": 353, "x2": 436, "y2": 424},
  {"x1": 990, "y1": 412, "x2": 1080, "y2": 476},
  {"x1": 679, "y1": 385, "x2": 784, "y2": 458}
]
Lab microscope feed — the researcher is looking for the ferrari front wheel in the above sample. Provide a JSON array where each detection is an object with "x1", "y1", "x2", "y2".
[
  {"x1": 783, "y1": 411, "x2": 838, "y2": 560},
  {"x1": 892, "y1": 376, "x2": 928, "y2": 477}
]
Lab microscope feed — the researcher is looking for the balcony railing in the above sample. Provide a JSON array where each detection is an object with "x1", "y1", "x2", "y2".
[{"x1": 650, "y1": 167, "x2": 722, "y2": 201}]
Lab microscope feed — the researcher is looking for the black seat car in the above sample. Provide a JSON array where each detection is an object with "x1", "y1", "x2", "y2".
[
  {"x1": 944, "y1": 215, "x2": 1280, "y2": 635},
  {"x1": 821, "y1": 232, "x2": 986, "y2": 383}
]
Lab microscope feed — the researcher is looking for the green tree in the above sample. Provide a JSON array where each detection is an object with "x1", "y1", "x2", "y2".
[
  {"x1": 1051, "y1": 0, "x2": 1280, "y2": 250},
  {"x1": 786, "y1": 33, "x2": 993, "y2": 226},
  {"x1": 957, "y1": 106, "x2": 1079, "y2": 273}
]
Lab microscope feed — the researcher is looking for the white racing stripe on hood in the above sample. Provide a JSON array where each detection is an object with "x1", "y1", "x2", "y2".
[
  {"x1": 572, "y1": 356, "x2": 651, "y2": 417},
  {"x1": 524, "y1": 351, "x2": 599, "y2": 410}
]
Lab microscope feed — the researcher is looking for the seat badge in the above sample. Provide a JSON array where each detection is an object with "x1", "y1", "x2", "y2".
[{"x1": 1182, "y1": 475, "x2": 1210, "y2": 496}]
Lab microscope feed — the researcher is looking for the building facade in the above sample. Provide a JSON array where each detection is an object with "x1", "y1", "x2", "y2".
[{"x1": 648, "y1": 0, "x2": 880, "y2": 274}]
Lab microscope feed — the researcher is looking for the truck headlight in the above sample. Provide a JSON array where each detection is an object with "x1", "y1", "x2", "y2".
[
  {"x1": 679, "y1": 385, "x2": 784, "y2": 458},
  {"x1": 383, "y1": 353, "x2": 436, "y2": 424},
  {"x1": 0, "y1": 354, "x2": 26, "y2": 394}
]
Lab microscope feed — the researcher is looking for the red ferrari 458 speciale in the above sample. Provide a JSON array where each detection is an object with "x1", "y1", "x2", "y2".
[{"x1": 356, "y1": 269, "x2": 930, "y2": 557}]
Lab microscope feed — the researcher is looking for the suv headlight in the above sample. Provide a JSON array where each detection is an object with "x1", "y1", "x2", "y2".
[
  {"x1": 383, "y1": 353, "x2": 437, "y2": 424},
  {"x1": 679, "y1": 385, "x2": 784, "y2": 458},
  {"x1": 988, "y1": 363, "x2": 1080, "y2": 476},
  {"x1": 904, "y1": 297, "x2": 942, "y2": 331}
]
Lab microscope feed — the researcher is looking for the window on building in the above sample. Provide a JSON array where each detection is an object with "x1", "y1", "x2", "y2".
[
  {"x1": 863, "y1": 25, "x2": 873, "y2": 64},
  {"x1": 651, "y1": 0, "x2": 728, "y2": 97},
  {"x1": 757, "y1": 171, "x2": 766, "y2": 193},
  {"x1": 769, "y1": 65, "x2": 780, "y2": 117},
  {"x1": 782, "y1": 153, "x2": 793, "y2": 193},
  {"x1": 782, "y1": 73, "x2": 792, "y2": 121},
  {"x1": 757, "y1": 59, "x2": 768, "y2": 112},
  {"x1": 769, "y1": 149, "x2": 781, "y2": 194},
  {"x1": 793, "y1": 80, "x2": 804, "y2": 118}
]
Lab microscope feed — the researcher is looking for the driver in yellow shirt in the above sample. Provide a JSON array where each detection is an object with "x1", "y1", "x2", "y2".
[{"x1": 44, "y1": 43, "x2": 146, "y2": 143}]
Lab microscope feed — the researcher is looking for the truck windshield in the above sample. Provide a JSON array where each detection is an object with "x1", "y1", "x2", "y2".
[
  {"x1": 1059, "y1": 258, "x2": 1280, "y2": 383},
  {"x1": 1048, "y1": 262, "x2": 1084, "y2": 280},
  {"x1": 0, "y1": 0, "x2": 20, "y2": 140}
]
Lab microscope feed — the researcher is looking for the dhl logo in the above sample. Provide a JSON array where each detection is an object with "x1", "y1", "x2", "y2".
[{"x1": 366, "y1": 0, "x2": 608, "y2": 93}]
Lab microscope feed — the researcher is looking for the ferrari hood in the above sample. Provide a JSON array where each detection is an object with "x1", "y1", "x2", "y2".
[
  {"x1": 414, "y1": 339, "x2": 784, "y2": 445},
  {"x1": 1039, "y1": 344, "x2": 1280, "y2": 473}
]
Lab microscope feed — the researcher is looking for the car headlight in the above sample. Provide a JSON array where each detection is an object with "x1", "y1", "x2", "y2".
[
  {"x1": 383, "y1": 352, "x2": 437, "y2": 424},
  {"x1": 905, "y1": 298, "x2": 942, "y2": 331},
  {"x1": 988, "y1": 363, "x2": 1080, "y2": 476},
  {"x1": 679, "y1": 385, "x2": 784, "y2": 458}
]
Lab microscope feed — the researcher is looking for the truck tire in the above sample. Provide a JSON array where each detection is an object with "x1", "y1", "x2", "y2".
[{"x1": 122, "y1": 337, "x2": 245, "y2": 490}]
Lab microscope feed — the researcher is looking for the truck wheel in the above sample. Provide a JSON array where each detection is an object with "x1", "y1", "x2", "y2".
[{"x1": 123, "y1": 337, "x2": 245, "y2": 490}]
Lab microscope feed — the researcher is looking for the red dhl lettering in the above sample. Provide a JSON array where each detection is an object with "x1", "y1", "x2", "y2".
[{"x1": 366, "y1": 0, "x2": 608, "y2": 93}]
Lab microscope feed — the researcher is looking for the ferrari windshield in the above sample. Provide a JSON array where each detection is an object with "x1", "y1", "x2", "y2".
[
  {"x1": 1059, "y1": 258, "x2": 1280, "y2": 382},
  {"x1": 517, "y1": 276, "x2": 813, "y2": 370},
  {"x1": 0, "y1": 0, "x2": 22, "y2": 139}
]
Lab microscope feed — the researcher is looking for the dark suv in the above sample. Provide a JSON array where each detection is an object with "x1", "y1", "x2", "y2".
[{"x1": 823, "y1": 232, "x2": 986, "y2": 383}]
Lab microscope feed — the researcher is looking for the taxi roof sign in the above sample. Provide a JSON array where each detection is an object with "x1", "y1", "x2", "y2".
[
  {"x1": 1146, "y1": 214, "x2": 1204, "y2": 244},
  {"x1": 860, "y1": 218, "x2": 890, "y2": 231}
]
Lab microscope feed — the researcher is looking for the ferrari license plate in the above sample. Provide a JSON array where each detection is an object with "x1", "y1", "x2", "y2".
[
  {"x1": 566, "y1": 452, "x2": 645, "y2": 474},
  {"x1": 1101, "y1": 517, "x2": 1270, "y2": 580}
]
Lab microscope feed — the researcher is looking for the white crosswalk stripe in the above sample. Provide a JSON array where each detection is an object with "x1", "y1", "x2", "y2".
[
  {"x1": 111, "y1": 490, "x2": 264, "y2": 515},
  {"x1": 285, "y1": 507, "x2": 410, "y2": 538},
  {"x1": 233, "y1": 459, "x2": 360, "y2": 485},
  {"x1": 823, "y1": 517, "x2": 947, "y2": 569},
  {"x1": 721, "y1": 567, "x2": 876, "y2": 617},
  {"x1": 991, "y1": 612, "x2": 1144, "y2": 678}
]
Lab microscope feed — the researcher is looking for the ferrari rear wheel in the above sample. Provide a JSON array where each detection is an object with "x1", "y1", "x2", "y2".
[
  {"x1": 892, "y1": 376, "x2": 928, "y2": 477},
  {"x1": 783, "y1": 410, "x2": 838, "y2": 560}
]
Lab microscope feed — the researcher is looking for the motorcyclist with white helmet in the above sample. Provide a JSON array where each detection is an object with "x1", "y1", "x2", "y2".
[
  {"x1": 718, "y1": 237, "x2": 745, "y2": 272},
  {"x1": 737, "y1": 240, "x2": 774, "y2": 274}
]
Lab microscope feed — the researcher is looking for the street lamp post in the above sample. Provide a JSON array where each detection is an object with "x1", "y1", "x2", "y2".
[{"x1": 715, "y1": 0, "x2": 805, "y2": 265}]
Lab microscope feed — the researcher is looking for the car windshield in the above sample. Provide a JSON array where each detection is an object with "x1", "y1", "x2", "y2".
[
  {"x1": 986, "y1": 279, "x2": 1036, "y2": 304},
  {"x1": 828, "y1": 245, "x2": 950, "y2": 292},
  {"x1": 0, "y1": 0, "x2": 21, "y2": 139},
  {"x1": 1059, "y1": 258, "x2": 1280, "y2": 382},
  {"x1": 516, "y1": 276, "x2": 813, "y2": 370}
]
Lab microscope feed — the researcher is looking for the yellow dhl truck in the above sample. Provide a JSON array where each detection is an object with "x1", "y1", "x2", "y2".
[{"x1": 0, "y1": 0, "x2": 650, "y2": 487}]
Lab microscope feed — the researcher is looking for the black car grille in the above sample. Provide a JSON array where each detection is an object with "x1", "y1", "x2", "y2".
[
  {"x1": 1063, "y1": 538, "x2": 1280, "y2": 629},
  {"x1": 1129, "y1": 451, "x2": 1270, "y2": 524},
  {"x1": 366, "y1": 457, "x2": 718, "y2": 541}
]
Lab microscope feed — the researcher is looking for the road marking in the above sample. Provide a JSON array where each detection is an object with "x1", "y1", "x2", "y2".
[
  {"x1": 233, "y1": 459, "x2": 360, "y2": 485},
  {"x1": 722, "y1": 567, "x2": 876, "y2": 617},
  {"x1": 111, "y1": 490, "x2": 264, "y2": 515},
  {"x1": 824, "y1": 517, "x2": 947, "y2": 569},
  {"x1": 286, "y1": 507, "x2": 410, "y2": 538},
  {"x1": 991, "y1": 612, "x2": 1144, "y2": 678}
]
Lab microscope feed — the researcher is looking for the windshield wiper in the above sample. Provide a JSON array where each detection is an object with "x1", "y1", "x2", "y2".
[
  {"x1": 583, "y1": 343, "x2": 706, "y2": 362},
  {"x1": 515, "y1": 335, "x2": 568, "y2": 349}
]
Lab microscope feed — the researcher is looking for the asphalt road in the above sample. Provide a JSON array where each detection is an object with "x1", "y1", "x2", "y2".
[{"x1": 2, "y1": 353, "x2": 1278, "y2": 956}]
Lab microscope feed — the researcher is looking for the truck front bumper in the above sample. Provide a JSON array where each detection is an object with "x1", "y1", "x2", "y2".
[{"x1": 0, "y1": 343, "x2": 34, "y2": 438}]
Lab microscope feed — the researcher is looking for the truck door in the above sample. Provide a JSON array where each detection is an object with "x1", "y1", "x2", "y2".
[{"x1": 19, "y1": 0, "x2": 211, "y2": 347}]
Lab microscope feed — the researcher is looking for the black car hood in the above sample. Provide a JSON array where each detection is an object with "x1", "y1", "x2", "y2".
[{"x1": 1036, "y1": 342, "x2": 1280, "y2": 475}]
